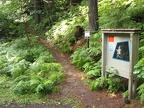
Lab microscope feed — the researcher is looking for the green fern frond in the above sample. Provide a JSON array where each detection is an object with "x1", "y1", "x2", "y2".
[{"x1": 137, "y1": 84, "x2": 144, "y2": 103}]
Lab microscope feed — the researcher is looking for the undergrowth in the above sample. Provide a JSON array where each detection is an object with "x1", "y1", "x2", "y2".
[
  {"x1": 71, "y1": 31, "x2": 102, "y2": 78},
  {"x1": 0, "y1": 35, "x2": 65, "y2": 104},
  {"x1": 45, "y1": 0, "x2": 88, "y2": 53},
  {"x1": 133, "y1": 33, "x2": 144, "y2": 103},
  {"x1": 91, "y1": 74, "x2": 125, "y2": 93}
]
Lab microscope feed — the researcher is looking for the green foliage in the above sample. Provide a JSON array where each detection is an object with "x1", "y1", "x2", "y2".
[
  {"x1": 91, "y1": 77, "x2": 108, "y2": 91},
  {"x1": 0, "y1": 0, "x2": 27, "y2": 37},
  {"x1": 91, "y1": 74, "x2": 125, "y2": 93},
  {"x1": 99, "y1": 0, "x2": 144, "y2": 29},
  {"x1": 122, "y1": 90, "x2": 128, "y2": 98},
  {"x1": 86, "y1": 69, "x2": 101, "y2": 79},
  {"x1": 137, "y1": 84, "x2": 144, "y2": 103},
  {"x1": 10, "y1": 60, "x2": 30, "y2": 78},
  {"x1": 71, "y1": 31, "x2": 102, "y2": 78},
  {"x1": 89, "y1": 32, "x2": 102, "y2": 57},
  {"x1": 11, "y1": 63, "x2": 64, "y2": 95},
  {"x1": 132, "y1": 29, "x2": 144, "y2": 102},
  {"x1": 71, "y1": 47, "x2": 93, "y2": 69},
  {"x1": 139, "y1": 33, "x2": 144, "y2": 59},
  {"x1": 133, "y1": 58, "x2": 144, "y2": 79},
  {"x1": 84, "y1": 60, "x2": 101, "y2": 78},
  {"x1": 45, "y1": 0, "x2": 88, "y2": 53},
  {"x1": 45, "y1": 20, "x2": 75, "y2": 53},
  {"x1": 133, "y1": 57, "x2": 144, "y2": 102},
  {"x1": 107, "y1": 74, "x2": 125, "y2": 93},
  {"x1": 0, "y1": 36, "x2": 64, "y2": 96},
  {"x1": 12, "y1": 80, "x2": 31, "y2": 94}
]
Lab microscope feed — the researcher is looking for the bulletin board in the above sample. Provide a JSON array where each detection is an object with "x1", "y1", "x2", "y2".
[{"x1": 101, "y1": 29, "x2": 141, "y2": 99}]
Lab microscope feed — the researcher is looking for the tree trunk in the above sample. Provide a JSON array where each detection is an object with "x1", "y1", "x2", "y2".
[
  {"x1": 88, "y1": 0, "x2": 98, "y2": 32},
  {"x1": 34, "y1": 0, "x2": 41, "y2": 24}
]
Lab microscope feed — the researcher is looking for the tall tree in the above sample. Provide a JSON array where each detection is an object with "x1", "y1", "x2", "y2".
[
  {"x1": 34, "y1": 0, "x2": 41, "y2": 23},
  {"x1": 88, "y1": 0, "x2": 98, "y2": 32}
]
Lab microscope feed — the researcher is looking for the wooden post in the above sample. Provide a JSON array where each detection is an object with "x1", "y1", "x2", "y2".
[
  {"x1": 87, "y1": 38, "x2": 90, "y2": 48},
  {"x1": 85, "y1": 29, "x2": 90, "y2": 48},
  {"x1": 101, "y1": 32, "x2": 106, "y2": 77},
  {"x1": 128, "y1": 33, "x2": 139, "y2": 99}
]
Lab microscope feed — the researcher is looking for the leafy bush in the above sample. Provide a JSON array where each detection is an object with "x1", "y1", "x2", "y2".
[
  {"x1": 107, "y1": 74, "x2": 125, "y2": 93},
  {"x1": 91, "y1": 74, "x2": 125, "y2": 93},
  {"x1": 137, "y1": 84, "x2": 144, "y2": 103},
  {"x1": 86, "y1": 69, "x2": 101, "y2": 79},
  {"x1": 133, "y1": 58, "x2": 144, "y2": 79},
  {"x1": 91, "y1": 77, "x2": 108, "y2": 91},
  {"x1": 132, "y1": 33, "x2": 144, "y2": 102},
  {"x1": 0, "y1": 36, "x2": 64, "y2": 95},
  {"x1": 71, "y1": 47, "x2": 93, "y2": 69},
  {"x1": 45, "y1": 0, "x2": 88, "y2": 53},
  {"x1": 71, "y1": 31, "x2": 102, "y2": 79},
  {"x1": 122, "y1": 90, "x2": 128, "y2": 98},
  {"x1": 99, "y1": 0, "x2": 144, "y2": 29}
]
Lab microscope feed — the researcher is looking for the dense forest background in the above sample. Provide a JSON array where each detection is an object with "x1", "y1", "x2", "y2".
[{"x1": 0, "y1": 0, "x2": 144, "y2": 104}]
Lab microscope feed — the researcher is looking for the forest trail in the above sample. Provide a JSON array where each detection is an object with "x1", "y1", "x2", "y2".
[
  {"x1": 38, "y1": 37, "x2": 142, "y2": 108},
  {"x1": 25, "y1": 24, "x2": 143, "y2": 107}
]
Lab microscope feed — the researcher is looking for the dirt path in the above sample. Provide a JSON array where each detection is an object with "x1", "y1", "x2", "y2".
[
  {"x1": 39, "y1": 37, "x2": 143, "y2": 108},
  {"x1": 24, "y1": 24, "x2": 143, "y2": 107}
]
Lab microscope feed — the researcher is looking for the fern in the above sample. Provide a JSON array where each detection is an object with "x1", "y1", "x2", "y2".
[
  {"x1": 122, "y1": 90, "x2": 128, "y2": 98},
  {"x1": 107, "y1": 75, "x2": 125, "y2": 93},
  {"x1": 86, "y1": 70, "x2": 101, "y2": 79},
  {"x1": 91, "y1": 77, "x2": 108, "y2": 91},
  {"x1": 139, "y1": 45, "x2": 144, "y2": 59},
  {"x1": 37, "y1": 51, "x2": 54, "y2": 63},
  {"x1": 12, "y1": 80, "x2": 31, "y2": 95},
  {"x1": 99, "y1": 0, "x2": 144, "y2": 28},
  {"x1": 0, "y1": 36, "x2": 64, "y2": 95},
  {"x1": 47, "y1": 63, "x2": 63, "y2": 72},
  {"x1": 45, "y1": 0, "x2": 88, "y2": 53},
  {"x1": 36, "y1": 80, "x2": 53, "y2": 94},
  {"x1": 71, "y1": 47, "x2": 93, "y2": 69},
  {"x1": 49, "y1": 71, "x2": 64, "y2": 84},
  {"x1": 91, "y1": 80, "x2": 100, "y2": 91},
  {"x1": 82, "y1": 62, "x2": 94, "y2": 72},
  {"x1": 133, "y1": 58, "x2": 144, "y2": 79},
  {"x1": 139, "y1": 46, "x2": 144, "y2": 52},
  {"x1": 91, "y1": 73, "x2": 125, "y2": 93},
  {"x1": 11, "y1": 60, "x2": 30, "y2": 78},
  {"x1": 30, "y1": 75, "x2": 44, "y2": 93},
  {"x1": 13, "y1": 76, "x2": 30, "y2": 83},
  {"x1": 137, "y1": 84, "x2": 144, "y2": 103}
]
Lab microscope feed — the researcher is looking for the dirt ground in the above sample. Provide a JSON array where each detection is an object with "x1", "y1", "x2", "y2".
[{"x1": 38, "y1": 37, "x2": 143, "y2": 108}]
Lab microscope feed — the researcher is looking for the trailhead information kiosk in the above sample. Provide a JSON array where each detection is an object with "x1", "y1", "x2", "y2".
[{"x1": 101, "y1": 29, "x2": 141, "y2": 99}]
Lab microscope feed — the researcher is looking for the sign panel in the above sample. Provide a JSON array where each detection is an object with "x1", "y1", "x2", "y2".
[
  {"x1": 84, "y1": 30, "x2": 90, "y2": 39},
  {"x1": 105, "y1": 36, "x2": 130, "y2": 78},
  {"x1": 113, "y1": 41, "x2": 129, "y2": 61}
]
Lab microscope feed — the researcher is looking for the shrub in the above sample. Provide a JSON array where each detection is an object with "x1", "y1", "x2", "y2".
[
  {"x1": 91, "y1": 74, "x2": 125, "y2": 93},
  {"x1": 137, "y1": 84, "x2": 144, "y2": 103},
  {"x1": 91, "y1": 77, "x2": 108, "y2": 91},
  {"x1": 0, "y1": 36, "x2": 64, "y2": 95},
  {"x1": 107, "y1": 75, "x2": 125, "y2": 93}
]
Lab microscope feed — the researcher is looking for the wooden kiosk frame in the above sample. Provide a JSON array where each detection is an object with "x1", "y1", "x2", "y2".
[{"x1": 101, "y1": 29, "x2": 141, "y2": 99}]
